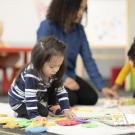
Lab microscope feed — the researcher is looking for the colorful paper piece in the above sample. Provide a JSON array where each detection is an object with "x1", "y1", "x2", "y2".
[
  {"x1": 18, "y1": 119, "x2": 32, "y2": 128},
  {"x1": 118, "y1": 98, "x2": 135, "y2": 105},
  {"x1": 81, "y1": 123, "x2": 97, "y2": 128},
  {"x1": 75, "y1": 118, "x2": 91, "y2": 123},
  {"x1": 0, "y1": 114, "x2": 8, "y2": 117},
  {"x1": 56, "y1": 120, "x2": 80, "y2": 126},
  {"x1": 25, "y1": 126, "x2": 47, "y2": 133}
]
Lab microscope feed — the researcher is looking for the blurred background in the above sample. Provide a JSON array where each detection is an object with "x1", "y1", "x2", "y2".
[{"x1": 0, "y1": 0, "x2": 135, "y2": 95}]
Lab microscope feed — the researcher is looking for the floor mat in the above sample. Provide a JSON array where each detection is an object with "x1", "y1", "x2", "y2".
[{"x1": 0, "y1": 126, "x2": 60, "y2": 135}]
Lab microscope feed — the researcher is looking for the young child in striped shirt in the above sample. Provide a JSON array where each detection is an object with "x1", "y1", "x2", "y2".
[{"x1": 8, "y1": 36, "x2": 75, "y2": 121}]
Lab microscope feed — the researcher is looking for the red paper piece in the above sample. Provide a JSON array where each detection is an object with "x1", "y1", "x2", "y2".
[{"x1": 56, "y1": 120, "x2": 80, "y2": 126}]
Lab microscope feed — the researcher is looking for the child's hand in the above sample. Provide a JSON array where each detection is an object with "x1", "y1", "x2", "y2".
[
  {"x1": 63, "y1": 109, "x2": 76, "y2": 119},
  {"x1": 101, "y1": 87, "x2": 119, "y2": 99}
]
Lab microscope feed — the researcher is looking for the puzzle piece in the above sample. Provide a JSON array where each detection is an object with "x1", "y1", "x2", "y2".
[
  {"x1": 27, "y1": 117, "x2": 47, "y2": 129},
  {"x1": 0, "y1": 118, "x2": 16, "y2": 124},
  {"x1": 118, "y1": 98, "x2": 135, "y2": 106},
  {"x1": 56, "y1": 120, "x2": 80, "y2": 126},
  {"x1": 75, "y1": 117, "x2": 91, "y2": 123},
  {"x1": 100, "y1": 113, "x2": 131, "y2": 126},
  {"x1": 17, "y1": 119, "x2": 32, "y2": 128},
  {"x1": 81, "y1": 123, "x2": 97, "y2": 128},
  {"x1": 45, "y1": 122, "x2": 56, "y2": 126},
  {"x1": 0, "y1": 118, "x2": 19, "y2": 129},
  {"x1": 3, "y1": 121, "x2": 19, "y2": 129},
  {"x1": 25, "y1": 126, "x2": 47, "y2": 133},
  {"x1": 0, "y1": 114, "x2": 8, "y2": 117}
]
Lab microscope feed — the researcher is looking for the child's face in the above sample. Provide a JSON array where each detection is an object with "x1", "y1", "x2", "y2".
[{"x1": 42, "y1": 55, "x2": 64, "y2": 78}]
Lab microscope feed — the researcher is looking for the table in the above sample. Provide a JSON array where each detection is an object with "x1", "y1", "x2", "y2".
[
  {"x1": 0, "y1": 47, "x2": 32, "y2": 64},
  {"x1": 0, "y1": 47, "x2": 32, "y2": 95}
]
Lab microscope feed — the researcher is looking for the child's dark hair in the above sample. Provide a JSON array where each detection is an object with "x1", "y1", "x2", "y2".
[
  {"x1": 128, "y1": 38, "x2": 135, "y2": 61},
  {"x1": 31, "y1": 36, "x2": 66, "y2": 87}
]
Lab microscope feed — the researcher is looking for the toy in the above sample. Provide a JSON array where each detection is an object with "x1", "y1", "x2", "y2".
[
  {"x1": 0, "y1": 114, "x2": 8, "y2": 117},
  {"x1": 17, "y1": 119, "x2": 32, "y2": 128},
  {"x1": 25, "y1": 126, "x2": 47, "y2": 133},
  {"x1": 0, "y1": 118, "x2": 16, "y2": 124},
  {"x1": 118, "y1": 98, "x2": 135, "y2": 105},
  {"x1": 81, "y1": 123, "x2": 97, "y2": 128},
  {"x1": 56, "y1": 120, "x2": 80, "y2": 126},
  {"x1": 0, "y1": 118, "x2": 19, "y2": 129},
  {"x1": 25, "y1": 117, "x2": 47, "y2": 133},
  {"x1": 28, "y1": 117, "x2": 47, "y2": 128},
  {"x1": 75, "y1": 117, "x2": 91, "y2": 123}
]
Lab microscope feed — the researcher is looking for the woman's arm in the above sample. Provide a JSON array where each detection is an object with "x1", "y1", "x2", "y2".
[
  {"x1": 37, "y1": 19, "x2": 52, "y2": 40},
  {"x1": 79, "y1": 26, "x2": 105, "y2": 91}
]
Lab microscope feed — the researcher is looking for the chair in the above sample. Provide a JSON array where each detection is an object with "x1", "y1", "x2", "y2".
[{"x1": 0, "y1": 66, "x2": 20, "y2": 95}]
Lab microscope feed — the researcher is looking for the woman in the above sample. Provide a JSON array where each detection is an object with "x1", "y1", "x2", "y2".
[{"x1": 37, "y1": 0, "x2": 118, "y2": 106}]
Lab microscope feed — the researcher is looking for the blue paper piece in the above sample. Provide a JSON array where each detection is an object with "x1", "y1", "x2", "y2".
[{"x1": 25, "y1": 126, "x2": 47, "y2": 133}]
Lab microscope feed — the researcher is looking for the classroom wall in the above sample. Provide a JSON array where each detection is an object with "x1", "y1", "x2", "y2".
[
  {"x1": 86, "y1": 0, "x2": 135, "y2": 80},
  {"x1": 130, "y1": 0, "x2": 135, "y2": 40},
  {"x1": 79, "y1": 0, "x2": 130, "y2": 79},
  {"x1": 0, "y1": 0, "x2": 135, "y2": 81}
]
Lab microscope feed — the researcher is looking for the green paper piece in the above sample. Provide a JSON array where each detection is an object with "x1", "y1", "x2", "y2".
[
  {"x1": 18, "y1": 119, "x2": 32, "y2": 128},
  {"x1": 81, "y1": 123, "x2": 97, "y2": 128}
]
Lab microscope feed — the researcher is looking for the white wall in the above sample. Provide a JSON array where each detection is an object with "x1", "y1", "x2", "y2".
[
  {"x1": 130, "y1": 0, "x2": 135, "y2": 40},
  {"x1": 0, "y1": 0, "x2": 135, "y2": 81},
  {"x1": 79, "y1": 0, "x2": 135, "y2": 80}
]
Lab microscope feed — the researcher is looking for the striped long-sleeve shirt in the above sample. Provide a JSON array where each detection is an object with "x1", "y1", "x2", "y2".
[{"x1": 8, "y1": 64, "x2": 70, "y2": 118}]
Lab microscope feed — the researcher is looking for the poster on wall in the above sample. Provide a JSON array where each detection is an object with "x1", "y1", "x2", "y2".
[
  {"x1": 85, "y1": 0, "x2": 128, "y2": 47},
  {"x1": 0, "y1": 0, "x2": 51, "y2": 47}
]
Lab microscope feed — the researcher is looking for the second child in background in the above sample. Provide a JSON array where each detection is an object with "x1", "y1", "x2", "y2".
[
  {"x1": 8, "y1": 36, "x2": 75, "y2": 121},
  {"x1": 111, "y1": 39, "x2": 135, "y2": 97}
]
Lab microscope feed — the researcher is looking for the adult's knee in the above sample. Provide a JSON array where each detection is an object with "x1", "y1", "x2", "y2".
[
  {"x1": 67, "y1": 89, "x2": 78, "y2": 106},
  {"x1": 89, "y1": 93, "x2": 98, "y2": 105},
  {"x1": 79, "y1": 92, "x2": 98, "y2": 105}
]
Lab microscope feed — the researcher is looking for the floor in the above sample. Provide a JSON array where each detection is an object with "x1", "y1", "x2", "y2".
[
  {"x1": 0, "y1": 81, "x2": 135, "y2": 135},
  {"x1": 1, "y1": 94, "x2": 135, "y2": 135}
]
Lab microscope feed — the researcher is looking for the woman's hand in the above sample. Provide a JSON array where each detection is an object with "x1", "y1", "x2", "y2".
[
  {"x1": 64, "y1": 77, "x2": 80, "y2": 91},
  {"x1": 63, "y1": 109, "x2": 76, "y2": 119},
  {"x1": 101, "y1": 87, "x2": 119, "y2": 99}
]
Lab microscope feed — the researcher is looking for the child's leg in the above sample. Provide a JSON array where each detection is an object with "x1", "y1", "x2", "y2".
[
  {"x1": 15, "y1": 103, "x2": 48, "y2": 118},
  {"x1": 76, "y1": 76, "x2": 98, "y2": 105},
  {"x1": 37, "y1": 102, "x2": 49, "y2": 117},
  {"x1": 15, "y1": 103, "x2": 29, "y2": 118}
]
